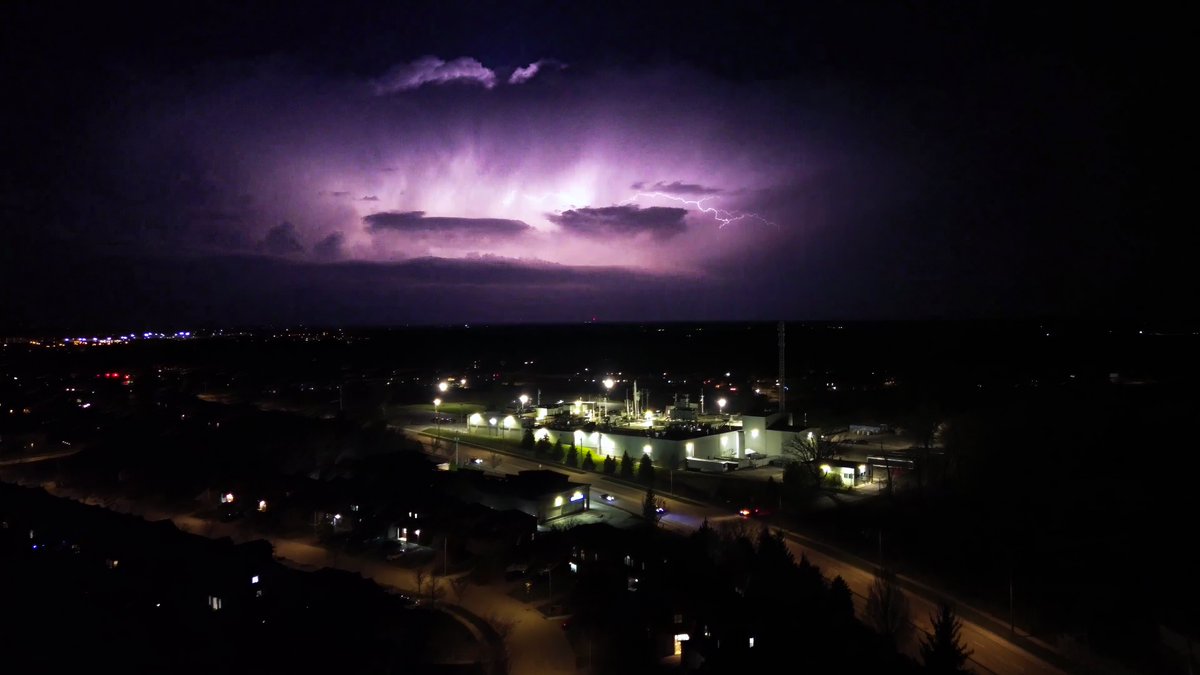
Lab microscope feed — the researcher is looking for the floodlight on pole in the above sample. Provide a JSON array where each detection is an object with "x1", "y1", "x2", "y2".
[
  {"x1": 438, "y1": 381, "x2": 449, "y2": 393},
  {"x1": 519, "y1": 394, "x2": 529, "y2": 412}
]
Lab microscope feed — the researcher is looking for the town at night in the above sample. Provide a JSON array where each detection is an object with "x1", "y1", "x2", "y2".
[{"x1": 1, "y1": 2, "x2": 1191, "y2": 674}]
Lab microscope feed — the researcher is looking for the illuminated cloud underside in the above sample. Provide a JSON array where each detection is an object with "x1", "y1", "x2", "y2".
[{"x1": 112, "y1": 56, "x2": 823, "y2": 281}]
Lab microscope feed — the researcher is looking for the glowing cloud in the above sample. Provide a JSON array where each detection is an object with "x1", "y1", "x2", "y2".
[
  {"x1": 547, "y1": 205, "x2": 688, "y2": 240},
  {"x1": 373, "y1": 56, "x2": 497, "y2": 94},
  {"x1": 509, "y1": 59, "x2": 566, "y2": 84}
]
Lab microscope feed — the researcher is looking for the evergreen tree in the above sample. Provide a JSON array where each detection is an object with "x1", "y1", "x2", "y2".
[
  {"x1": 551, "y1": 442, "x2": 565, "y2": 463},
  {"x1": 620, "y1": 450, "x2": 635, "y2": 479},
  {"x1": 920, "y1": 602, "x2": 973, "y2": 674},
  {"x1": 829, "y1": 575, "x2": 855, "y2": 625},
  {"x1": 568, "y1": 436, "x2": 577, "y2": 455},
  {"x1": 565, "y1": 445, "x2": 579, "y2": 467},
  {"x1": 642, "y1": 486, "x2": 662, "y2": 525},
  {"x1": 637, "y1": 453, "x2": 656, "y2": 484},
  {"x1": 534, "y1": 436, "x2": 550, "y2": 458},
  {"x1": 521, "y1": 428, "x2": 535, "y2": 450},
  {"x1": 581, "y1": 450, "x2": 596, "y2": 471},
  {"x1": 603, "y1": 455, "x2": 616, "y2": 474}
]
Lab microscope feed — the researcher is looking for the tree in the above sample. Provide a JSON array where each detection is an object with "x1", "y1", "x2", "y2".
[
  {"x1": 829, "y1": 575, "x2": 855, "y2": 625},
  {"x1": 620, "y1": 451, "x2": 635, "y2": 479},
  {"x1": 521, "y1": 428, "x2": 535, "y2": 450},
  {"x1": 637, "y1": 453, "x2": 655, "y2": 484},
  {"x1": 568, "y1": 435, "x2": 577, "y2": 455},
  {"x1": 551, "y1": 442, "x2": 565, "y2": 463},
  {"x1": 865, "y1": 568, "x2": 912, "y2": 648},
  {"x1": 565, "y1": 444, "x2": 579, "y2": 467},
  {"x1": 765, "y1": 475, "x2": 781, "y2": 509},
  {"x1": 581, "y1": 450, "x2": 596, "y2": 471},
  {"x1": 450, "y1": 575, "x2": 471, "y2": 603},
  {"x1": 642, "y1": 486, "x2": 663, "y2": 525},
  {"x1": 920, "y1": 601, "x2": 973, "y2": 674},
  {"x1": 783, "y1": 432, "x2": 836, "y2": 488},
  {"x1": 534, "y1": 436, "x2": 549, "y2": 458},
  {"x1": 603, "y1": 455, "x2": 616, "y2": 474},
  {"x1": 428, "y1": 575, "x2": 446, "y2": 602}
]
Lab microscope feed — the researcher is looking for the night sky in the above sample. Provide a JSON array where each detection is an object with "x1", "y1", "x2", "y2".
[{"x1": 0, "y1": 2, "x2": 1185, "y2": 329}]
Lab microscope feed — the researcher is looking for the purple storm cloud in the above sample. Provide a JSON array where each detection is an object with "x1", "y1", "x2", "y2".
[
  {"x1": 631, "y1": 181, "x2": 722, "y2": 196},
  {"x1": 258, "y1": 222, "x2": 305, "y2": 256},
  {"x1": 547, "y1": 205, "x2": 688, "y2": 240},
  {"x1": 77, "y1": 49, "x2": 875, "y2": 318},
  {"x1": 372, "y1": 56, "x2": 497, "y2": 94},
  {"x1": 364, "y1": 211, "x2": 532, "y2": 236},
  {"x1": 509, "y1": 59, "x2": 566, "y2": 84}
]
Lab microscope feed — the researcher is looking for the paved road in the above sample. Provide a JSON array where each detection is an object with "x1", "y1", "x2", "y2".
[{"x1": 414, "y1": 424, "x2": 1071, "y2": 675}]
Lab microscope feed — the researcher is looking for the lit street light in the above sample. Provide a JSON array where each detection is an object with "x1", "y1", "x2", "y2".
[
  {"x1": 717, "y1": 397, "x2": 727, "y2": 417},
  {"x1": 519, "y1": 394, "x2": 529, "y2": 412},
  {"x1": 437, "y1": 381, "x2": 449, "y2": 393}
]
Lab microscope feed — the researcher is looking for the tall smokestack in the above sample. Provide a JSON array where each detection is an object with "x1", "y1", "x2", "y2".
[{"x1": 778, "y1": 321, "x2": 786, "y2": 414}]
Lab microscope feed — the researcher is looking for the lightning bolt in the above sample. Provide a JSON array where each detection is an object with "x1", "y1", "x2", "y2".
[{"x1": 621, "y1": 192, "x2": 777, "y2": 229}]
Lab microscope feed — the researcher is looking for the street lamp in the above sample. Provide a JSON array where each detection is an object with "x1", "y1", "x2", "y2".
[
  {"x1": 489, "y1": 417, "x2": 497, "y2": 436},
  {"x1": 717, "y1": 397, "x2": 727, "y2": 418},
  {"x1": 519, "y1": 394, "x2": 529, "y2": 412},
  {"x1": 437, "y1": 381, "x2": 449, "y2": 393}
]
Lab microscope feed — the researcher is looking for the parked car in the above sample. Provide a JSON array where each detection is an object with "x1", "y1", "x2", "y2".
[
  {"x1": 469, "y1": 457, "x2": 484, "y2": 465},
  {"x1": 600, "y1": 493, "x2": 616, "y2": 502}
]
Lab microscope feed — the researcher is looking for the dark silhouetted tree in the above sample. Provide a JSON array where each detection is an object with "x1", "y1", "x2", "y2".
[
  {"x1": 565, "y1": 445, "x2": 578, "y2": 467},
  {"x1": 620, "y1": 451, "x2": 635, "y2": 479},
  {"x1": 829, "y1": 575, "x2": 855, "y2": 625},
  {"x1": 637, "y1": 453, "x2": 655, "y2": 484},
  {"x1": 866, "y1": 568, "x2": 912, "y2": 649},
  {"x1": 534, "y1": 437, "x2": 550, "y2": 458},
  {"x1": 551, "y1": 442, "x2": 565, "y2": 463},
  {"x1": 765, "y1": 475, "x2": 781, "y2": 508},
  {"x1": 603, "y1": 455, "x2": 616, "y2": 474},
  {"x1": 920, "y1": 601, "x2": 973, "y2": 674},
  {"x1": 521, "y1": 428, "x2": 535, "y2": 450},
  {"x1": 642, "y1": 486, "x2": 662, "y2": 525},
  {"x1": 581, "y1": 450, "x2": 595, "y2": 471}
]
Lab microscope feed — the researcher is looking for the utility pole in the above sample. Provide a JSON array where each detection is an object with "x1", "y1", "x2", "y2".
[{"x1": 444, "y1": 537, "x2": 449, "y2": 577}]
